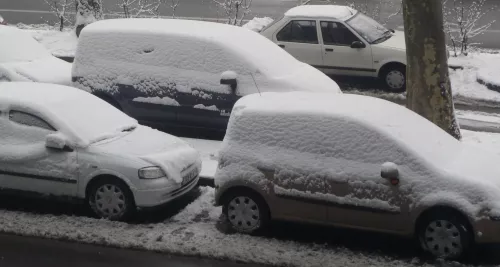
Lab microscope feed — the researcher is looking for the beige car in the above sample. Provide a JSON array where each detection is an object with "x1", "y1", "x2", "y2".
[{"x1": 214, "y1": 92, "x2": 500, "y2": 260}]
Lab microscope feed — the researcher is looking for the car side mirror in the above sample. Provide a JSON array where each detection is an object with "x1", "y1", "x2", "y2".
[
  {"x1": 381, "y1": 162, "x2": 399, "y2": 185},
  {"x1": 351, "y1": 41, "x2": 366, "y2": 49},
  {"x1": 220, "y1": 71, "x2": 238, "y2": 93},
  {"x1": 46, "y1": 133, "x2": 73, "y2": 152}
]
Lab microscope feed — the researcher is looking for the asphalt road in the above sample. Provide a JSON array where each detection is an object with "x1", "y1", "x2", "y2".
[
  {"x1": 0, "y1": 233, "x2": 264, "y2": 267},
  {"x1": 1, "y1": 0, "x2": 499, "y2": 48}
]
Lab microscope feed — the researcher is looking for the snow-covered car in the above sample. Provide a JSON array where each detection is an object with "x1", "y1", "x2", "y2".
[
  {"x1": 0, "y1": 26, "x2": 72, "y2": 85},
  {"x1": 0, "y1": 15, "x2": 6, "y2": 25},
  {"x1": 215, "y1": 92, "x2": 500, "y2": 259},
  {"x1": 72, "y1": 18, "x2": 341, "y2": 134},
  {"x1": 0, "y1": 82, "x2": 201, "y2": 221},
  {"x1": 261, "y1": 5, "x2": 407, "y2": 92}
]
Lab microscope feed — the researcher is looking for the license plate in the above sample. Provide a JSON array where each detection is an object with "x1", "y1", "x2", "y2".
[{"x1": 182, "y1": 168, "x2": 198, "y2": 185}]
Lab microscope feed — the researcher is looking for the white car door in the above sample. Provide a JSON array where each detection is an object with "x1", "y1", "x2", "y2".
[
  {"x1": 275, "y1": 19, "x2": 323, "y2": 66},
  {"x1": 319, "y1": 21, "x2": 374, "y2": 77},
  {"x1": 0, "y1": 110, "x2": 78, "y2": 196}
]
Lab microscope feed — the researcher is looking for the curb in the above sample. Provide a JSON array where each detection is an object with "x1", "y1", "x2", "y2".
[{"x1": 477, "y1": 76, "x2": 500, "y2": 93}]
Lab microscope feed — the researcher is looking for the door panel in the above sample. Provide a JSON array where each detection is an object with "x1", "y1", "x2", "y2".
[
  {"x1": 118, "y1": 81, "x2": 178, "y2": 129},
  {"x1": 0, "y1": 111, "x2": 78, "y2": 197},
  {"x1": 324, "y1": 165, "x2": 411, "y2": 234},
  {"x1": 275, "y1": 20, "x2": 323, "y2": 66},
  {"x1": 270, "y1": 168, "x2": 327, "y2": 222},
  {"x1": 319, "y1": 21, "x2": 374, "y2": 76},
  {"x1": 176, "y1": 86, "x2": 240, "y2": 131}
]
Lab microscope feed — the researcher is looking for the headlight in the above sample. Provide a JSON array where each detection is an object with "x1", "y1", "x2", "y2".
[{"x1": 138, "y1": 166, "x2": 166, "y2": 179}]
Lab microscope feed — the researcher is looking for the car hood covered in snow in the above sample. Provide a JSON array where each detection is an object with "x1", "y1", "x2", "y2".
[
  {"x1": 91, "y1": 125, "x2": 201, "y2": 183},
  {"x1": 446, "y1": 144, "x2": 500, "y2": 190},
  {"x1": 373, "y1": 30, "x2": 405, "y2": 50},
  {"x1": 1, "y1": 56, "x2": 72, "y2": 85}
]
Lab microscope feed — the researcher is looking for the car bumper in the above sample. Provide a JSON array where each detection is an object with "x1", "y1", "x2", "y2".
[
  {"x1": 133, "y1": 175, "x2": 200, "y2": 208},
  {"x1": 474, "y1": 218, "x2": 500, "y2": 243}
]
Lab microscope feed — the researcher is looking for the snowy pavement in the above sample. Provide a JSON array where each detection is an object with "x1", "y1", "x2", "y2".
[
  {"x1": 0, "y1": 233, "x2": 262, "y2": 267},
  {"x1": 0, "y1": 130, "x2": 499, "y2": 266}
]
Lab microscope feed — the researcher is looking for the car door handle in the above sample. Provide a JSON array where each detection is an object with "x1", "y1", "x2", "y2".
[
  {"x1": 278, "y1": 44, "x2": 285, "y2": 48},
  {"x1": 325, "y1": 48, "x2": 334, "y2": 52}
]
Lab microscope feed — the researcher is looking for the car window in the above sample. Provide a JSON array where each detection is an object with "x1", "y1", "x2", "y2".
[
  {"x1": 321, "y1": 21, "x2": 360, "y2": 46},
  {"x1": 277, "y1": 20, "x2": 318, "y2": 44},
  {"x1": 9, "y1": 110, "x2": 55, "y2": 131}
]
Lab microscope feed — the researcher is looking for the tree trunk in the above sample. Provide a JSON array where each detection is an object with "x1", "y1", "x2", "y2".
[{"x1": 403, "y1": 0, "x2": 461, "y2": 140}]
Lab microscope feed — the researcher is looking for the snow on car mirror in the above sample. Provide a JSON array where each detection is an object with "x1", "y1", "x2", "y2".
[
  {"x1": 381, "y1": 162, "x2": 399, "y2": 184},
  {"x1": 220, "y1": 71, "x2": 238, "y2": 93},
  {"x1": 45, "y1": 133, "x2": 70, "y2": 151}
]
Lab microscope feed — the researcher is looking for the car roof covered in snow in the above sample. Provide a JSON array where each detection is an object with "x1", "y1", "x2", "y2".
[
  {"x1": 0, "y1": 82, "x2": 137, "y2": 147},
  {"x1": 0, "y1": 26, "x2": 51, "y2": 63},
  {"x1": 230, "y1": 92, "x2": 461, "y2": 165},
  {"x1": 284, "y1": 5, "x2": 358, "y2": 20},
  {"x1": 0, "y1": 82, "x2": 88, "y2": 108}
]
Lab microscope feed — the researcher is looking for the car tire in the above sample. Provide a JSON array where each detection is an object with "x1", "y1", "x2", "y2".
[
  {"x1": 417, "y1": 210, "x2": 473, "y2": 260},
  {"x1": 381, "y1": 65, "x2": 406, "y2": 93},
  {"x1": 222, "y1": 189, "x2": 270, "y2": 234},
  {"x1": 87, "y1": 177, "x2": 136, "y2": 221}
]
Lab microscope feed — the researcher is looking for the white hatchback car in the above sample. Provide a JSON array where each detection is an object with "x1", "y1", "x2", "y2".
[
  {"x1": 261, "y1": 5, "x2": 407, "y2": 92},
  {"x1": 0, "y1": 82, "x2": 201, "y2": 221}
]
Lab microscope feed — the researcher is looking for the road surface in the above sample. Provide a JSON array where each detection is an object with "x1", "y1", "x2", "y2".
[
  {"x1": 0, "y1": 233, "x2": 263, "y2": 267},
  {"x1": 1, "y1": 0, "x2": 499, "y2": 48}
]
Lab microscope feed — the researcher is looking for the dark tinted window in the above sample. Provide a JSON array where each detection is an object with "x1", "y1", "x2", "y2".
[
  {"x1": 9, "y1": 110, "x2": 55, "y2": 131},
  {"x1": 277, "y1": 20, "x2": 318, "y2": 44},
  {"x1": 321, "y1": 21, "x2": 360, "y2": 46}
]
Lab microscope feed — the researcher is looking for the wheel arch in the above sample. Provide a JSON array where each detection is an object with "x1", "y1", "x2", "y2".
[
  {"x1": 377, "y1": 61, "x2": 406, "y2": 78},
  {"x1": 217, "y1": 185, "x2": 271, "y2": 217},
  {"x1": 413, "y1": 205, "x2": 475, "y2": 240},
  {"x1": 82, "y1": 172, "x2": 135, "y2": 200}
]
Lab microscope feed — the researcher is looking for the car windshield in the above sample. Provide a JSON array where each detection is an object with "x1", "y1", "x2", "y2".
[
  {"x1": 346, "y1": 13, "x2": 391, "y2": 43},
  {"x1": 0, "y1": 28, "x2": 51, "y2": 63},
  {"x1": 49, "y1": 94, "x2": 138, "y2": 145}
]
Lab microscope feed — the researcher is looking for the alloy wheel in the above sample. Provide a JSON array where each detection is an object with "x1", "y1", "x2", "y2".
[
  {"x1": 227, "y1": 196, "x2": 261, "y2": 232},
  {"x1": 93, "y1": 184, "x2": 127, "y2": 218},
  {"x1": 422, "y1": 219, "x2": 463, "y2": 258},
  {"x1": 386, "y1": 70, "x2": 405, "y2": 91}
]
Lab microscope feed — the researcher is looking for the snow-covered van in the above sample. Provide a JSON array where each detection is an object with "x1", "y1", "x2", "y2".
[
  {"x1": 72, "y1": 19, "x2": 341, "y2": 134},
  {"x1": 215, "y1": 92, "x2": 500, "y2": 259}
]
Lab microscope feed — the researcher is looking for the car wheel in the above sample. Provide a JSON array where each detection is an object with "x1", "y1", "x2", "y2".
[
  {"x1": 381, "y1": 66, "x2": 406, "y2": 93},
  {"x1": 88, "y1": 178, "x2": 135, "y2": 221},
  {"x1": 222, "y1": 189, "x2": 269, "y2": 234},
  {"x1": 417, "y1": 211, "x2": 472, "y2": 259}
]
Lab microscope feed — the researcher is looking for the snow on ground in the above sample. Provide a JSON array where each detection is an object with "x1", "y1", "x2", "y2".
[
  {"x1": 0, "y1": 186, "x2": 455, "y2": 267},
  {"x1": 15, "y1": 24, "x2": 78, "y2": 58},
  {"x1": 242, "y1": 17, "x2": 274, "y2": 32},
  {"x1": 456, "y1": 110, "x2": 500, "y2": 125},
  {"x1": 449, "y1": 52, "x2": 500, "y2": 102}
]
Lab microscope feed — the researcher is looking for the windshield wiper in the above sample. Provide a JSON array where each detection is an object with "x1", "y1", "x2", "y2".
[
  {"x1": 122, "y1": 126, "x2": 136, "y2": 132},
  {"x1": 370, "y1": 31, "x2": 393, "y2": 44}
]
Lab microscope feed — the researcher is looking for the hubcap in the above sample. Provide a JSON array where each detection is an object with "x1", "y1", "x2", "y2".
[
  {"x1": 94, "y1": 184, "x2": 126, "y2": 218},
  {"x1": 227, "y1": 196, "x2": 260, "y2": 232},
  {"x1": 423, "y1": 220, "x2": 463, "y2": 257},
  {"x1": 386, "y1": 70, "x2": 405, "y2": 90}
]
